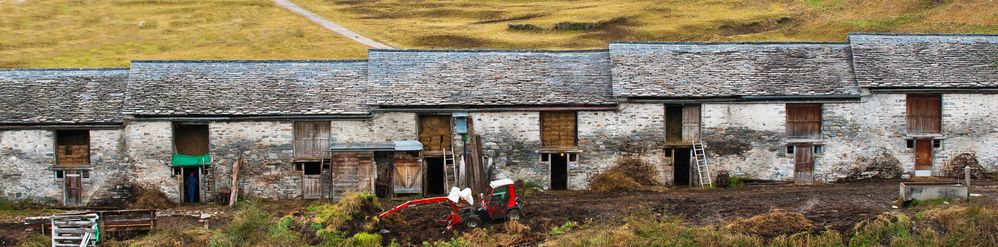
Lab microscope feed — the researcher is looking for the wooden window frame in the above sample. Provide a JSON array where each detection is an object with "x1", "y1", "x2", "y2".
[
  {"x1": 906, "y1": 94, "x2": 942, "y2": 134},
  {"x1": 786, "y1": 104, "x2": 822, "y2": 139}
]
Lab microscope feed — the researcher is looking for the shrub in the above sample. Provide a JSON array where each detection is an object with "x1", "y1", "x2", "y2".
[
  {"x1": 348, "y1": 232, "x2": 382, "y2": 247},
  {"x1": 210, "y1": 201, "x2": 271, "y2": 246}
]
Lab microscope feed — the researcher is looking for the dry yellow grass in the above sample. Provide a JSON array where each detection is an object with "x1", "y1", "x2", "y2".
[
  {"x1": 0, "y1": 0, "x2": 368, "y2": 68},
  {"x1": 294, "y1": 0, "x2": 998, "y2": 49}
]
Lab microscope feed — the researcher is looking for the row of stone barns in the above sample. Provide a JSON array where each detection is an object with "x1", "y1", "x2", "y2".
[{"x1": 1, "y1": 33, "x2": 995, "y2": 206}]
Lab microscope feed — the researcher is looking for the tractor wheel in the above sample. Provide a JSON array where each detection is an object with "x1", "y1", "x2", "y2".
[
  {"x1": 506, "y1": 209, "x2": 522, "y2": 222},
  {"x1": 462, "y1": 214, "x2": 482, "y2": 229}
]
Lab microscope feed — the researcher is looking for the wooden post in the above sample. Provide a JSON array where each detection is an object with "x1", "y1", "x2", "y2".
[{"x1": 229, "y1": 154, "x2": 241, "y2": 207}]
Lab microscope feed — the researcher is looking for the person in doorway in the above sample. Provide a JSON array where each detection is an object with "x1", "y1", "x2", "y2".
[{"x1": 186, "y1": 171, "x2": 198, "y2": 203}]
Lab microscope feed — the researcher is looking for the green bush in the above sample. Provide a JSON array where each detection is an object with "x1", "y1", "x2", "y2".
[
  {"x1": 210, "y1": 201, "x2": 271, "y2": 246},
  {"x1": 548, "y1": 221, "x2": 577, "y2": 237},
  {"x1": 348, "y1": 232, "x2": 382, "y2": 247}
]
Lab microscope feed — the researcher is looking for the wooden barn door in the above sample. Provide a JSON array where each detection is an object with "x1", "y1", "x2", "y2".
[
  {"x1": 681, "y1": 106, "x2": 701, "y2": 143},
  {"x1": 302, "y1": 163, "x2": 323, "y2": 199},
  {"x1": 915, "y1": 139, "x2": 933, "y2": 173},
  {"x1": 63, "y1": 170, "x2": 83, "y2": 206},
  {"x1": 393, "y1": 157, "x2": 422, "y2": 194},
  {"x1": 794, "y1": 145, "x2": 814, "y2": 181}
]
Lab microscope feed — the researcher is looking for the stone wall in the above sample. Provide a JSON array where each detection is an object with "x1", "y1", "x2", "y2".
[
  {"x1": 124, "y1": 121, "x2": 176, "y2": 200},
  {"x1": 0, "y1": 129, "x2": 129, "y2": 206},
  {"x1": 937, "y1": 94, "x2": 998, "y2": 176},
  {"x1": 472, "y1": 112, "x2": 542, "y2": 185},
  {"x1": 0, "y1": 130, "x2": 60, "y2": 202},
  {"x1": 701, "y1": 103, "x2": 792, "y2": 181},
  {"x1": 209, "y1": 121, "x2": 296, "y2": 200},
  {"x1": 578, "y1": 103, "x2": 666, "y2": 189},
  {"x1": 330, "y1": 113, "x2": 418, "y2": 143}
]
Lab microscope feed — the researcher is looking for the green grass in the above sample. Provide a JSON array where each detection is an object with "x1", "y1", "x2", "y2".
[
  {"x1": 293, "y1": 0, "x2": 998, "y2": 49},
  {"x1": 0, "y1": 0, "x2": 368, "y2": 68},
  {"x1": 3, "y1": 0, "x2": 997, "y2": 68}
]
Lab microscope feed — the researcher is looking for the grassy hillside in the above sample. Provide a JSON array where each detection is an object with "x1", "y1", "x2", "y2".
[
  {"x1": 0, "y1": 0, "x2": 368, "y2": 68},
  {"x1": 294, "y1": 0, "x2": 998, "y2": 49},
  {"x1": 2, "y1": 0, "x2": 996, "y2": 68}
]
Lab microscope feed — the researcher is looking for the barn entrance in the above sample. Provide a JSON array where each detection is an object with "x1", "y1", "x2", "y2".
[
  {"x1": 550, "y1": 154, "x2": 568, "y2": 190},
  {"x1": 181, "y1": 167, "x2": 200, "y2": 203},
  {"x1": 671, "y1": 148, "x2": 692, "y2": 186},
  {"x1": 424, "y1": 157, "x2": 445, "y2": 195}
]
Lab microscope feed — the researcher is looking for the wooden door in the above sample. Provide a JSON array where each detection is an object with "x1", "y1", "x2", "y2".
[
  {"x1": 393, "y1": 157, "x2": 422, "y2": 194},
  {"x1": 906, "y1": 94, "x2": 941, "y2": 134},
  {"x1": 64, "y1": 170, "x2": 82, "y2": 206},
  {"x1": 295, "y1": 122, "x2": 330, "y2": 159},
  {"x1": 682, "y1": 106, "x2": 701, "y2": 143},
  {"x1": 303, "y1": 163, "x2": 323, "y2": 199},
  {"x1": 794, "y1": 145, "x2": 814, "y2": 180},
  {"x1": 915, "y1": 139, "x2": 933, "y2": 170}
]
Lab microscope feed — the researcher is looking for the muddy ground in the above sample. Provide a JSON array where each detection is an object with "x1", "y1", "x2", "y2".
[
  {"x1": 2, "y1": 179, "x2": 995, "y2": 246},
  {"x1": 379, "y1": 179, "x2": 998, "y2": 245}
]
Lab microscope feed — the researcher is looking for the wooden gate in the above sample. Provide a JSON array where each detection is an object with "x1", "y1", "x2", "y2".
[
  {"x1": 302, "y1": 175, "x2": 322, "y2": 199},
  {"x1": 393, "y1": 157, "x2": 422, "y2": 194},
  {"x1": 681, "y1": 106, "x2": 701, "y2": 143},
  {"x1": 64, "y1": 170, "x2": 82, "y2": 206},
  {"x1": 915, "y1": 139, "x2": 933, "y2": 171},
  {"x1": 794, "y1": 145, "x2": 814, "y2": 181}
]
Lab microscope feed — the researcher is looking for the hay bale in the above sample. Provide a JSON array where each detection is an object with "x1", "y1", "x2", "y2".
[
  {"x1": 724, "y1": 210, "x2": 814, "y2": 237},
  {"x1": 590, "y1": 171, "x2": 644, "y2": 192}
]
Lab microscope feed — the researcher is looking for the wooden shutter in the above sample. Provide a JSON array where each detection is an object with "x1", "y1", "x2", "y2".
[
  {"x1": 419, "y1": 116, "x2": 452, "y2": 152},
  {"x1": 681, "y1": 106, "x2": 701, "y2": 143},
  {"x1": 541, "y1": 112, "x2": 577, "y2": 148},
  {"x1": 295, "y1": 122, "x2": 331, "y2": 159},
  {"x1": 393, "y1": 157, "x2": 422, "y2": 194},
  {"x1": 906, "y1": 94, "x2": 941, "y2": 134},
  {"x1": 786, "y1": 104, "x2": 822, "y2": 139},
  {"x1": 56, "y1": 130, "x2": 90, "y2": 167}
]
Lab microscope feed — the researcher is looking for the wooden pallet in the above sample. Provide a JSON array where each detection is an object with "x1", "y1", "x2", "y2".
[{"x1": 50, "y1": 213, "x2": 98, "y2": 247}]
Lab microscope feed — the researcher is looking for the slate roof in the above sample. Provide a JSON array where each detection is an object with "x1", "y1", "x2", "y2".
[
  {"x1": 609, "y1": 42, "x2": 859, "y2": 98},
  {"x1": 849, "y1": 33, "x2": 998, "y2": 88},
  {"x1": 0, "y1": 69, "x2": 127, "y2": 124},
  {"x1": 125, "y1": 60, "x2": 369, "y2": 116},
  {"x1": 367, "y1": 49, "x2": 615, "y2": 106}
]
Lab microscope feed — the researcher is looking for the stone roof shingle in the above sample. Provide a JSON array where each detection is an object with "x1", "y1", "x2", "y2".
[
  {"x1": 125, "y1": 60, "x2": 369, "y2": 116},
  {"x1": 0, "y1": 69, "x2": 127, "y2": 124},
  {"x1": 609, "y1": 42, "x2": 859, "y2": 97},
  {"x1": 368, "y1": 50, "x2": 615, "y2": 106},
  {"x1": 849, "y1": 33, "x2": 998, "y2": 88}
]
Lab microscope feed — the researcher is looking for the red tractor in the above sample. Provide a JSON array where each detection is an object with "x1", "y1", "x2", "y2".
[{"x1": 378, "y1": 179, "x2": 523, "y2": 230}]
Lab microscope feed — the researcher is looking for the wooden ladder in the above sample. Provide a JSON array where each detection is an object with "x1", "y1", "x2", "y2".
[
  {"x1": 442, "y1": 148, "x2": 458, "y2": 190},
  {"x1": 50, "y1": 213, "x2": 99, "y2": 247},
  {"x1": 692, "y1": 139, "x2": 712, "y2": 188}
]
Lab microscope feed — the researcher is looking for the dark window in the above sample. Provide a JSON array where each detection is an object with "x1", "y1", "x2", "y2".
[
  {"x1": 56, "y1": 130, "x2": 90, "y2": 166},
  {"x1": 303, "y1": 162, "x2": 321, "y2": 175},
  {"x1": 813, "y1": 145, "x2": 824, "y2": 154},
  {"x1": 294, "y1": 163, "x2": 304, "y2": 171},
  {"x1": 786, "y1": 145, "x2": 795, "y2": 154},
  {"x1": 322, "y1": 163, "x2": 330, "y2": 170},
  {"x1": 786, "y1": 104, "x2": 822, "y2": 139},
  {"x1": 540, "y1": 153, "x2": 550, "y2": 162},
  {"x1": 81, "y1": 170, "x2": 90, "y2": 178},
  {"x1": 55, "y1": 170, "x2": 64, "y2": 179},
  {"x1": 906, "y1": 94, "x2": 941, "y2": 134},
  {"x1": 173, "y1": 124, "x2": 209, "y2": 156},
  {"x1": 568, "y1": 153, "x2": 578, "y2": 162},
  {"x1": 540, "y1": 111, "x2": 577, "y2": 148},
  {"x1": 932, "y1": 139, "x2": 942, "y2": 148},
  {"x1": 906, "y1": 139, "x2": 915, "y2": 149},
  {"x1": 664, "y1": 148, "x2": 673, "y2": 158}
]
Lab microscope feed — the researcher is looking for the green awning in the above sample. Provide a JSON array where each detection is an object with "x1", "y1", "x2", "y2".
[{"x1": 171, "y1": 154, "x2": 211, "y2": 167}]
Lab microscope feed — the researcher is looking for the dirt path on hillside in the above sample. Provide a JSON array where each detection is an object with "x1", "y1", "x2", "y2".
[
  {"x1": 272, "y1": 0, "x2": 394, "y2": 49},
  {"x1": 379, "y1": 179, "x2": 998, "y2": 245}
]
